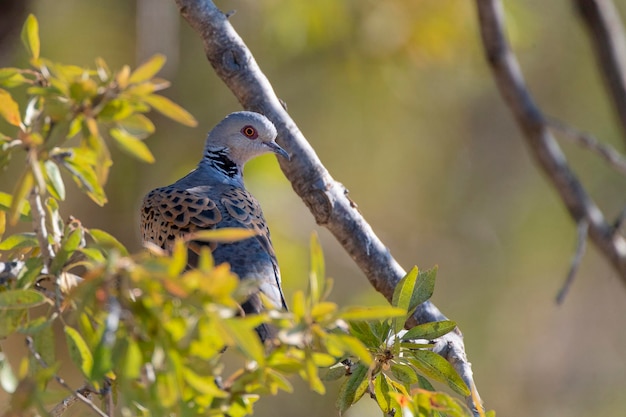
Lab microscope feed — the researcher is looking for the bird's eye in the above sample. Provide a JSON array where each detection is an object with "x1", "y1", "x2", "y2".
[{"x1": 241, "y1": 125, "x2": 258, "y2": 140}]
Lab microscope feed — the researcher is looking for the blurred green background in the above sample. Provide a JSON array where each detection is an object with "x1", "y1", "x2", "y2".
[{"x1": 2, "y1": 0, "x2": 626, "y2": 416}]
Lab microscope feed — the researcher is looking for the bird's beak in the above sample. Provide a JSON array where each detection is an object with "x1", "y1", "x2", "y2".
[{"x1": 264, "y1": 141, "x2": 290, "y2": 161}]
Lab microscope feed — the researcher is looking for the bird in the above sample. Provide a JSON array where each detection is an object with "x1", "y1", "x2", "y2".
[{"x1": 140, "y1": 111, "x2": 289, "y2": 341}]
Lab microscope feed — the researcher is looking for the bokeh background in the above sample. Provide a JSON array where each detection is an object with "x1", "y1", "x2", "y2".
[{"x1": 1, "y1": 0, "x2": 626, "y2": 416}]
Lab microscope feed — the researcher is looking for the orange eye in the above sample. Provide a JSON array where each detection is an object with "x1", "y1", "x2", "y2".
[{"x1": 241, "y1": 125, "x2": 258, "y2": 139}]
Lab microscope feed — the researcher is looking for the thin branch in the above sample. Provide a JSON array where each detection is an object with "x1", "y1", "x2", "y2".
[
  {"x1": 574, "y1": 0, "x2": 626, "y2": 146},
  {"x1": 476, "y1": 0, "x2": 626, "y2": 285},
  {"x1": 26, "y1": 336, "x2": 108, "y2": 417},
  {"x1": 173, "y1": 0, "x2": 483, "y2": 414},
  {"x1": 49, "y1": 386, "x2": 94, "y2": 417},
  {"x1": 556, "y1": 220, "x2": 589, "y2": 304},
  {"x1": 548, "y1": 118, "x2": 626, "y2": 176}
]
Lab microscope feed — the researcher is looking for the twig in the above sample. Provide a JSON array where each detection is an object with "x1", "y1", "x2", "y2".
[
  {"x1": 556, "y1": 220, "x2": 589, "y2": 304},
  {"x1": 49, "y1": 386, "x2": 94, "y2": 417},
  {"x1": 548, "y1": 118, "x2": 626, "y2": 176},
  {"x1": 476, "y1": 0, "x2": 626, "y2": 284},
  {"x1": 25, "y1": 336, "x2": 108, "y2": 417},
  {"x1": 574, "y1": 0, "x2": 626, "y2": 146},
  {"x1": 173, "y1": 0, "x2": 483, "y2": 414}
]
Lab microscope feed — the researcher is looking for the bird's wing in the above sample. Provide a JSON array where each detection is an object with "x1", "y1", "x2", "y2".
[
  {"x1": 220, "y1": 188, "x2": 287, "y2": 310},
  {"x1": 140, "y1": 185, "x2": 223, "y2": 251}
]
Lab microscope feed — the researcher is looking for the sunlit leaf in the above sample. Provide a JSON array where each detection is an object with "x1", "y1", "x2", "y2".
[
  {"x1": 109, "y1": 127, "x2": 155, "y2": 163},
  {"x1": 409, "y1": 350, "x2": 469, "y2": 396},
  {"x1": 43, "y1": 160, "x2": 65, "y2": 201},
  {"x1": 0, "y1": 68, "x2": 28, "y2": 88},
  {"x1": 20, "y1": 14, "x2": 40, "y2": 61},
  {"x1": 0, "y1": 353, "x2": 18, "y2": 393},
  {"x1": 189, "y1": 228, "x2": 258, "y2": 243},
  {"x1": 326, "y1": 333, "x2": 372, "y2": 363},
  {"x1": 392, "y1": 266, "x2": 418, "y2": 335},
  {"x1": 117, "y1": 113, "x2": 155, "y2": 138},
  {"x1": 183, "y1": 367, "x2": 228, "y2": 397},
  {"x1": 304, "y1": 353, "x2": 325, "y2": 394},
  {"x1": 98, "y1": 99, "x2": 135, "y2": 122},
  {"x1": 336, "y1": 363, "x2": 368, "y2": 415},
  {"x1": 143, "y1": 94, "x2": 197, "y2": 127},
  {"x1": 223, "y1": 317, "x2": 266, "y2": 365},
  {"x1": 374, "y1": 373, "x2": 393, "y2": 414},
  {"x1": 50, "y1": 228, "x2": 82, "y2": 274},
  {"x1": 64, "y1": 325, "x2": 93, "y2": 378},
  {"x1": 309, "y1": 232, "x2": 325, "y2": 304},
  {"x1": 0, "y1": 211, "x2": 5, "y2": 238},
  {"x1": 337, "y1": 306, "x2": 405, "y2": 321},
  {"x1": 0, "y1": 88, "x2": 22, "y2": 126},
  {"x1": 0, "y1": 192, "x2": 30, "y2": 222},
  {"x1": 88, "y1": 228, "x2": 129, "y2": 256},
  {"x1": 0, "y1": 289, "x2": 47, "y2": 310},
  {"x1": 0, "y1": 233, "x2": 38, "y2": 251},
  {"x1": 310, "y1": 301, "x2": 337, "y2": 321},
  {"x1": 401, "y1": 320, "x2": 457, "y2": 341},
  {"x1": 129, "y1": 54, "x2": 166, "y2": 84}
]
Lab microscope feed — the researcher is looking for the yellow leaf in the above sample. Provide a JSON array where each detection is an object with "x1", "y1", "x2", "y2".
[
  {"x1": 109, "y1": 128, "x2": 155, "y2": 163},
  {"x1": 129, "y1": 54, "x2": 166, "y2": 84},
  {"x1": 20, "y1": 14, "x2": 40, "y2": 61},
  {"x1": 0, "y1": 89, "x2": 21, "y2": 126},
  {"x1": 189, "y1": 228, "x2": 258, "y2": 243},
  {"x1": 9, "y1": 169, "x2": 33, "y2": 226},
  {"x1": 144, "y1": 94, "x2": 197, "y2": 127}
]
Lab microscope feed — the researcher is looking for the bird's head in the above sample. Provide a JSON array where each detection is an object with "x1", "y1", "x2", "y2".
[{"x1": 203, "y1": 111, "x2": 289, "y2": 166}]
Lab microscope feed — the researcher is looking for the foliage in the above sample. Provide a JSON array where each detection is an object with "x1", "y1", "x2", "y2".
[{"x1": 0, "y1": 15, "x2": 483, "y2": 417}]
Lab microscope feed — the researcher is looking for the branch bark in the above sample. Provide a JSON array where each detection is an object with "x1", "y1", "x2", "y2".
[
  {"x1": 574, "y1": 0, "x2": 626, "y2": 146},
  {"x1": 173, "y1": 0, "x2": 483, "y2": 414},
  {"x1": 476, "y1": 0, "x2": 626, "y2": 284}
]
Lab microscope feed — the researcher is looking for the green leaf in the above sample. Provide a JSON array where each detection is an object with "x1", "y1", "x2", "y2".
[
  {"x1": 374, "y1": 373, "x2": 392, "y2": 414},
  {"x1": 59, "y1": 154, "x2": 107, "y2": 206},
  {"x1": 49, "y1": 228, "x2": 82, "y2": 274},
  {"x1": 0, "y1": 191, "x2": 32, "y2": 221},
  {"x1": 0, "y1": 310, "x2": 26, "y2": 338},
  {"x1": 348, "y1": 321, "x2": 381, "y2": 348},
  {"x1": 336, "y1": 363, "x2": 369, "y2": 415},
  {"x1": 309, "y1": 232, "x2": 325, "y2": 304},
  {"x1": 223, "y1": 317, "x2": 265, "y2": 365},
  {"x1": 0, "y1": 68, "x2": 28, "y2": 88},
  {"x1": 109, "y1": 127, "x2": 155, "y2": 163},
  {"x1": 190, "y1": 228, "x2": 259, "y2": 243},
  {"x1": 409, "y1": 350, "x2": 469, "y2": 396},
  {"x1": 390, "y1": 362, "x2": 418, "y2": 385},
  {"x1": 31, "y1": 323, "x2": 55, "y2": 367},
  {"x1": 0, "y1": 289, "x2": 47, "y2": 310},
  {"x1": 326, "y1": 333, "x2": 372, "y2": 364},
  {"x1": 117, "y1": 113, "x2": 155, "y2": 138},
  {"x1": 304, "y1": 353, "x2": 325, "y2": 394},
  {"x1": 143, "y1": 94, "x2": 197, "y2": 127},
  {"x1": 120, "y1": 339, "x2": 142, "y2": 380},
  {"x1": 410, "y1": 266, "x2": 437, "y2": 314},
  {"x1": 21, "y1": 14, "x2": 40, "y2": 61},
  {"x1": 0, "y1": 233, "x2": 38, "y2": 250},
  {"x1": 401, "y1": 320, "x2": 457, "y2": 341},
  {"x1": 98, "y1": 99, "x2": 135, "y2": 122},
  {"x1": 392, "y1": 266, "x2": 418, "y2": 335},
  {"x1": 64, "y1": 325, "x2": 93, "y2": 378},
  {"x1": 337, "y1": 306, "x2": 406, "y2": 321},
  {"x1": 43, "y1": 160, "x2": 65, "y2": 201},
  {"x1": 0, "y1": 88, "x2": 21, "y2": 126},
  {"x1": 88, "y1": 228, "x2": 129, "y2": 256},
  {"x1": 129, "y1": 54, "x2": 166, "y2": 84}
]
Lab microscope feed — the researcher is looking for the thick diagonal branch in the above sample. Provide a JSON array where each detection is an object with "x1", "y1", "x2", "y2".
[
  {"x1": 476, "y1": 0, "x2": 626, "y2": 283},
  {"x1": 574, "y1": 0, "x2": 626, "y2": 146},
  {"x1": 174, "y1": 0, "x2": 482, "y2": 413}
]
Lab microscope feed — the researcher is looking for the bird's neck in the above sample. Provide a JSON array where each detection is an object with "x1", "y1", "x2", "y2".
[{"x1": 201, "y1": 147, "x2": 242, "y2": 178}]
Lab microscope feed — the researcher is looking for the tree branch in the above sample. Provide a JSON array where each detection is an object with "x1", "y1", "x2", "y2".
[
  {"x1": 574, "y1": 0, "x2": 626, "y2": 146},
  {"x1": 173, "y1": 0, "x2": 483, "y2": 414},
  {"x1": 476, "y1": 0, "x2": 626, "y2": 285}
]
